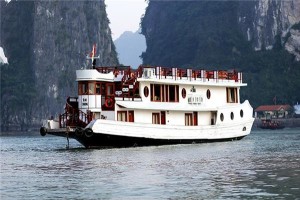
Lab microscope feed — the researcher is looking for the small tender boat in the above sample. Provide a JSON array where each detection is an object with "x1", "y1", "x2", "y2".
[{"x1": 40, "y1": 45, "x2": 254, "y2": 148}]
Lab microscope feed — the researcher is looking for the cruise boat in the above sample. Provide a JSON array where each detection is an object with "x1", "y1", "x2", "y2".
[{"x1": 40, "y1": 47, "x2": 254, "y2": 148}]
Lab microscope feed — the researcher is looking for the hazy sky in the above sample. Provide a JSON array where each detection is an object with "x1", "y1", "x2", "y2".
[{"x1": 106, "y1": 0, "x2": 148, "y2": 40}]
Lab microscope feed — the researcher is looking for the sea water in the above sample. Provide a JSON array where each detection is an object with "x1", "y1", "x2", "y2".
[{"x1": 1, "y1": 129, "x2": 300, "y2": 199}]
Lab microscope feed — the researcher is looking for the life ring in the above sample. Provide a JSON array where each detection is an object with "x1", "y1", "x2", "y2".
[
  {"x1": 75, "y1": 127, "x2": 84, "y2": 136},
  {"x1": 105, "y1": 98, "x2": 113, "y2": 108},
  {"x1": 85, "y1": 128, "x2": 93, "y2": 138},
  {"x1": 40, "y1": 127, "x2": 47, "y2": 136},
  {"x1": 130, "y1": 72, "x2": 135, "y2": 78}
]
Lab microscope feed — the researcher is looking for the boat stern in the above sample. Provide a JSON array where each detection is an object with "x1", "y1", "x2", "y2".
[{"x1": 40, "y1": 119, "x2": 74, "y2": 137}]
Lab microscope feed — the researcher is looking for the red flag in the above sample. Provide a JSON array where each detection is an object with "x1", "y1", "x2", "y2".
[
  {"x1": 91, "y1": 44, "x2": 96, "y2": 59},
  {"x1": 89, "y1": 44, "x2": 96, "y2": 59}
]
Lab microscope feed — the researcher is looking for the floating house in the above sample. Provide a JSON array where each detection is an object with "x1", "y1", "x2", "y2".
[{"x1": 254, "y1": 105, "x2": 293, "y2": 119}]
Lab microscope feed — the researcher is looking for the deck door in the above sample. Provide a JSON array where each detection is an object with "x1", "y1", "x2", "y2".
[
  {"x1": 193, "y1": 112, "x2": 198, "y2": 126},
  {"x1": 128, "y1": 111, "x2": 134, "y2": 122},
  {"x1": 161, "y1": 111, "x2": 166, "y2": 125}
]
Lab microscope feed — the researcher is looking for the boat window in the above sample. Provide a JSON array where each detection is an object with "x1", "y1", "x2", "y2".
[
  {"x1": 182, "y1": 88, "x2": 186, "y2": 99},
  {"x1": 169, "y1": 85, "x2": 178, "y2": 102},
  {"x1": 206, "y1": 89, "x2": 211, "y2": 99},
  {"x1": 151, "y1": 84, "x2": 161, "y2": 101},
  {"x1": 152, "y1": 113, "x2": 160, "y2": 124},
  {"x1": 144, "y1": 86, "x2": 149, "y2": 97},
  {"x1": 230, "y1": 112, "x2": 234, "y2": 120},
  {"x1": 78, "y1": 82, "x2": 88, "y2": 95},
  {"x1": 101, "y1": 84, "x2": 106, "y2": 95},
  {"x1": 150, "y1": 84, "x2": 179, "y2": 102},
  {"x1": 185, "y1": 113, "x2": 193, "y2": 126},
  {"x1": 96, "y1": 83, "x2": 101, "y2": 94},
  {"x1": 240, "y1": 109, "x2": 244, "y2": 118},
  {"x1": 226, "y1": 87, "x2": 238, "y2": 103},
  {"x1": 220, "y1": 113, "x2": 224, "y2": 122},
  {"x1": 106, "y1": 84, "x2": 114, "y2": 96},
  {"x1": 88, "y1": 82, "x2": 95, "y2": 94},
  {"x1": 117, "y1": 111, "x2": 127, "y2": 122}
]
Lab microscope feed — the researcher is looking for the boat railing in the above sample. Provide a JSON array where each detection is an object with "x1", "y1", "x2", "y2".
[
  {"x1": 138, "y1": 66, "x2": 242, "y2": 83},
  {"x1": 59, "y1": 98, "x2": 92, "y2": 128}
]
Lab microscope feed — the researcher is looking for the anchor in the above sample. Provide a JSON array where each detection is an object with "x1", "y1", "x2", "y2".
[{"x1": 66, "y1": 126, "x2": 70, "y2": 149}]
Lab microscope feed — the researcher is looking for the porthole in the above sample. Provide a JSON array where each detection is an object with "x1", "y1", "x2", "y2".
[
  {"x1": 230, "y1": 112, "x2": 234, "y2": 120},
  {"x1": 143, "y1": 86, "x2": 149, "y2": 97},
  {"x1": 240, "y1": 109, "x2": 244, "y2": 118},
  {"x1": 182, "y1": 88, "x2": 186, "y2": 99},
  {"x1": 206, "y1": 89, "x2": 211, "y2": 99},
  {"x1": 220, "y1": 113, "x2": 224, "y2": 122},
  {"x1": 243, "y1": 127, "x2": 246, "y2": 131}
]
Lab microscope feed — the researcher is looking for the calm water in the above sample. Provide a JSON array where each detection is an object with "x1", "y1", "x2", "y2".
[{"x1": 1, "y1": 129, "x2": 300, "y2": 199}]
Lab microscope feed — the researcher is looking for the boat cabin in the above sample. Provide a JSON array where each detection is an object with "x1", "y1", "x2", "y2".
[{"x1": 60, "y1": 65, "x2": 246, "y2": 129}]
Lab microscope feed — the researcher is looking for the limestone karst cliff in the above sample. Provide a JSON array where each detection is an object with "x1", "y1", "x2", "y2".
[
  {"x1": 141, "y1": 0, "x2": 300, "y2": 107},
  {"x1": 0, "y1": 0, "x2": 118, "y2": 131},
  {"x1": 238, "y1": 0, "x2": 300, "y2": 55}
]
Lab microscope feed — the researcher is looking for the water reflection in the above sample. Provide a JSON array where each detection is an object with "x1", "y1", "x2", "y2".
[{"x1": 1, "y1": 129, "x2": 300, "y2": 199}]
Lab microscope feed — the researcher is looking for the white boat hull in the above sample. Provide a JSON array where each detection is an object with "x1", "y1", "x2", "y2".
[
  {"x1": 88, "y1": 118, "x2": 253, "y2": 140},
  {"x1": 59, "y1": 116, "x2": 253, "y2": 148}
]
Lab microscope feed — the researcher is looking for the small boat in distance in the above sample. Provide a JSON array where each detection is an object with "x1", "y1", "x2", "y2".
[
  {"x1": 259, "y1": 119, "x2": 285, "y2": 130},
  {"x1": 40, "y1": 45, "x2": 254, "y2": 148}
]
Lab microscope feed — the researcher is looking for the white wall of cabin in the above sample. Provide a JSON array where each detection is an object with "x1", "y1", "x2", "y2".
[
  {"x1": 78, "y1": 95, "x2": 102, "y2": 111},
  {"x1": 139, "y1": 81, "x2": 240, "y2": 107}
]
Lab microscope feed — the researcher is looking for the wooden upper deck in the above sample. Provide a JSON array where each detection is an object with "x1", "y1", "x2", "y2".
[{"x1": 78, "y1": 65, "x2": 245, "y2": 86}]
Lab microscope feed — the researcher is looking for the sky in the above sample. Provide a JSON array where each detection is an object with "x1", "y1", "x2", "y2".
[{"x1": 105, "y1": 0, "x2": 148, "y2": 40}]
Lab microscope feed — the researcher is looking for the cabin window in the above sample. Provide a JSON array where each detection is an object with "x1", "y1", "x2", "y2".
[
  {"x1": 240, "y1": 109, "x2": 244, "y2": 118},
  {"x1": 152, "y1": 113, "x2": 160, "y2": 124},
  {"x1": 78, "y1": 82, "x2": 88, "y2": 95},
  {"x1": 230, "y1": 112, "x2": 234, "y2": 120},
  {"x1": 220, "y1": 113, "x2": 224, "y2": 122},
  {"x1": 153, "y1": 84, "x2": 161, "y2": 101},
  {"x1": 144, "y1": 86, "x2": 149, "y2": 97},
  {"x1": 88, "y1": 83, "x2": 95, "y2": 94},
  {"x1": 169, "y1": 85, "x2": 176, "y2": 102},
  {"x1": 182, "y1": 88, "x2": 186, "y2": 99},
  {"x1": 101, "y1": 84, "x2": 106, "y2": 95},
  {"x1": 185, "y1": 112, "x2": 197, "y2": 126},
  {"x1": 206, "y1": 89, "x2": 211, "y2": 99},
  {"x1": 211, "y1": 111, "x2": 217, "y2": 125},
  {"x1": 150, "y1": 84, "x2": 179, "y2": 102},
  {"x1": 96, "y1": 83, "x2": 101, "y2": 94},
  {"x1": 106, "y1": 84, "x2": 114, "y2": 96},
  {"x1": 151, "y1": 84, "x2": 179, "y2": 102},
  {"x1": 185, "y1": 113, "x2": 193, "y2": 126},
  {"x1": 161, "y1": 85, "x2": 165, "y2": 102},
  {"x1": 117, "y1": 111, "x2": 127, "y2": 122},
  {"x1": 226, "y1": 87, "x2": 238, "y2": 103}
]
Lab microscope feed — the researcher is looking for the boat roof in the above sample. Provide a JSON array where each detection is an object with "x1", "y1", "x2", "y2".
[{"x1": 255, "y1": 105, "x2": 292, "y2": 112}]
